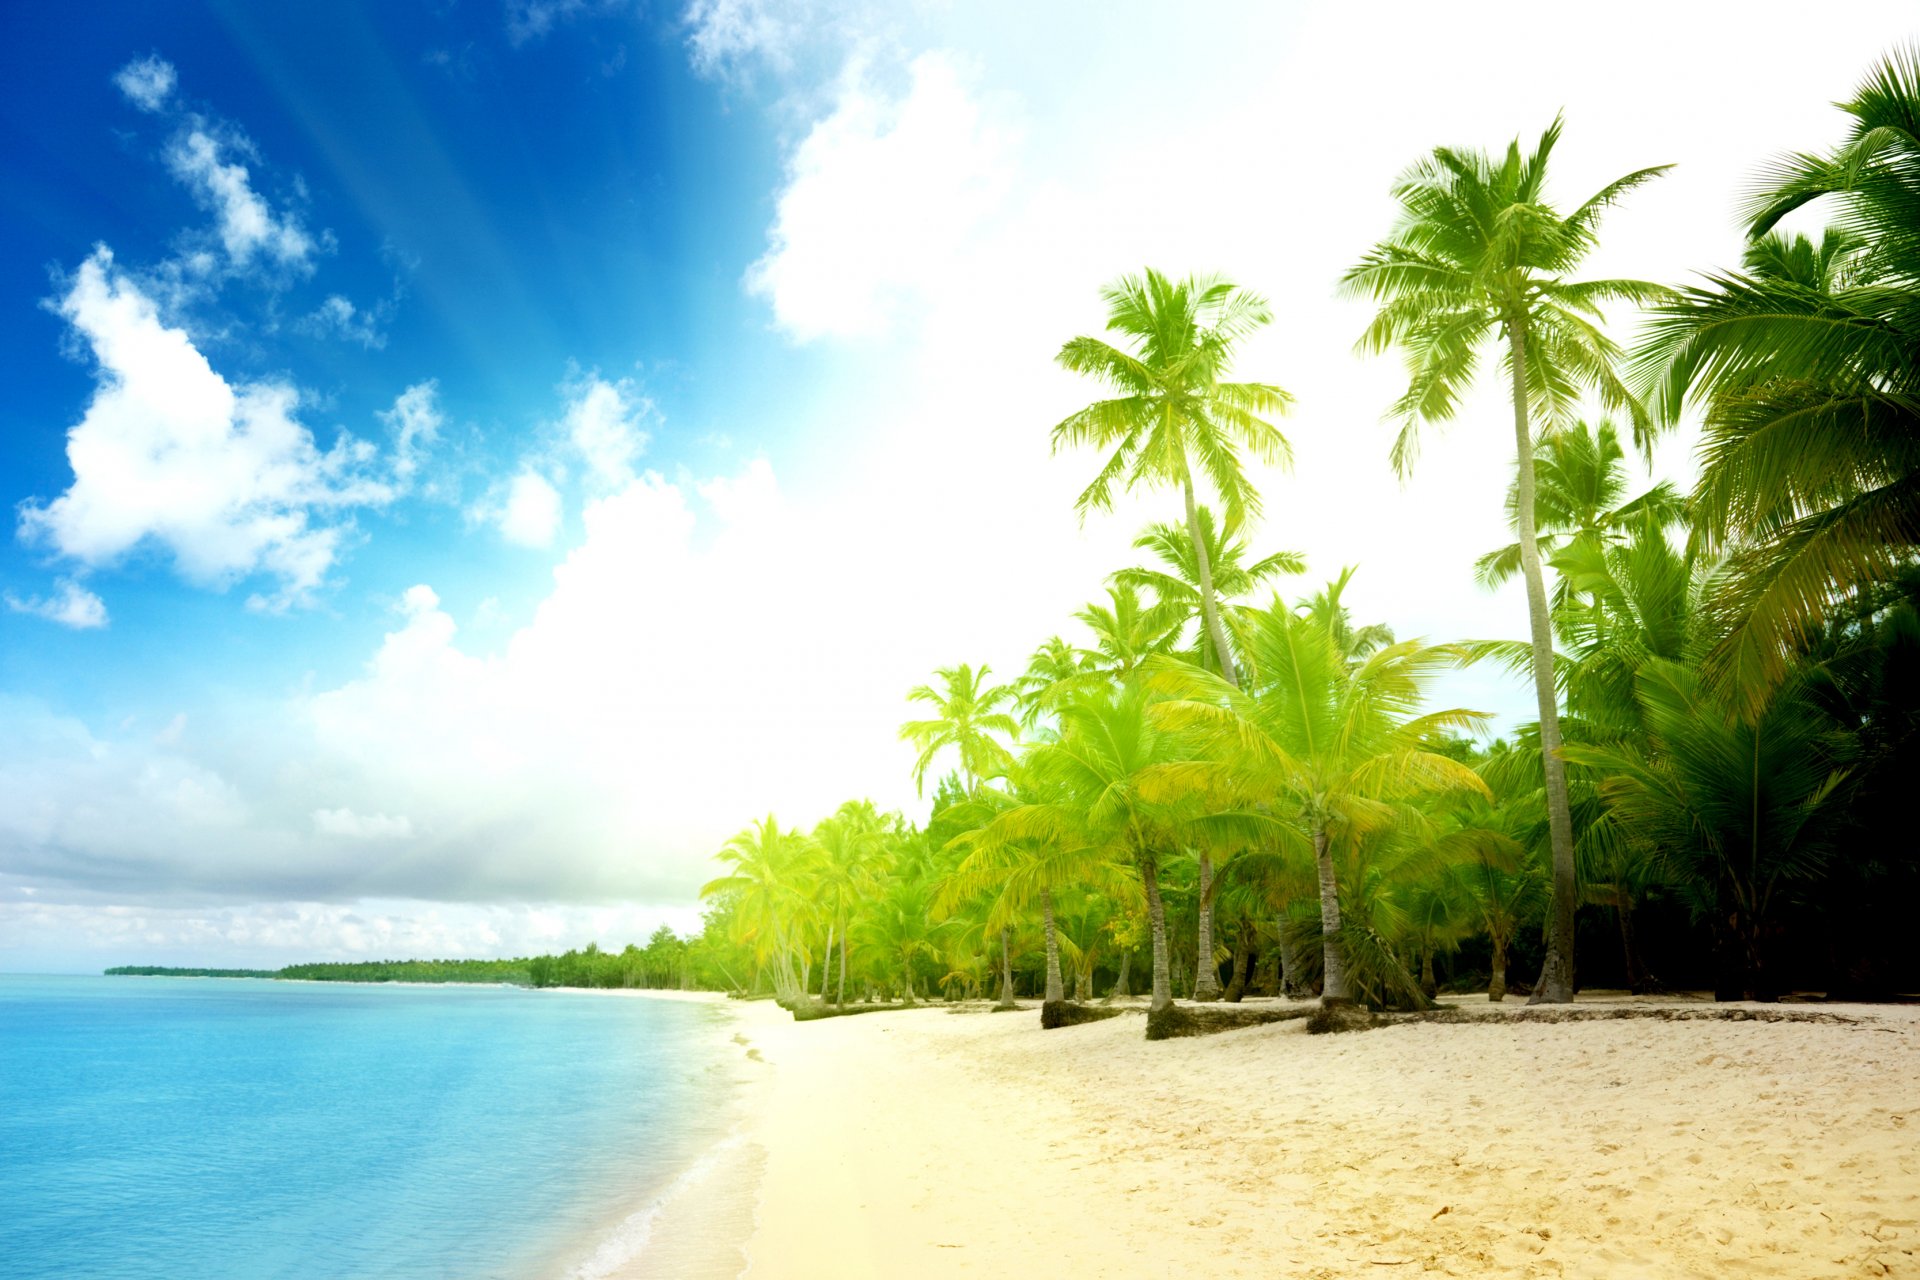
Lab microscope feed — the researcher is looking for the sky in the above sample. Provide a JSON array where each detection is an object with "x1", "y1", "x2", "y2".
[{"x1": 2, "y1": 2, "x2": 1912, "y2": 972}]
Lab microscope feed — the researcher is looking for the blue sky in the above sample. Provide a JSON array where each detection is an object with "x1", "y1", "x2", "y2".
[
  {"x1": 3, "y1": 0, "x2": 796, "y2": 712},
  {"x1": 3, "y1": 2, "x2": 1914, "y2": 970}
]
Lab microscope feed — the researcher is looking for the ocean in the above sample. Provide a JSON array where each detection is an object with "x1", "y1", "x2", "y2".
[{"x1": 0, "y1": 975, "x2": 745, "y2": 1280}]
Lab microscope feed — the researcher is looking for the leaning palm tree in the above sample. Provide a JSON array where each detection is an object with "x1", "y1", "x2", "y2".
[
  {"x1": 900, "y1": 663, "x2": 1020, "y2": 795},
  {"x1": 1342, "y1": 118, "x2": 1669, "y2": 1003},
  {"x1": 699, "y1": 815, "x2": 816, "y2": 1003},
  {"x1": 1634, "y1": 53, "x2": 1920, "y2": 703},
  {"x1": 1052, "y1": 268, "x2": 1294, "y2": 690},
  {"x1": 1149, "y1": 595, "x2": 1492, "y2": 1007}
]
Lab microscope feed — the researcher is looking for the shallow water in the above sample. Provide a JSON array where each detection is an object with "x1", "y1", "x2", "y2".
[{"x1": 0, "y1": 975, "x2": 740, "y2": 1280}]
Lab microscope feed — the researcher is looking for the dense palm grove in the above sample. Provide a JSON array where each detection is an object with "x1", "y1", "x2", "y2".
[{"x1": 695, "y1": 49, "x2": 1920, "y2": 1014}]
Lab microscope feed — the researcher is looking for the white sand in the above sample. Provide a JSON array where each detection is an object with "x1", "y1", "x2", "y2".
[{"x1": 621, "y1": 993, "x2": 1919, "y2": 1278}]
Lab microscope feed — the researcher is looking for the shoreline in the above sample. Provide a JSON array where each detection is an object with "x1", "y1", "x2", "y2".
[{"x1": 588, "y1": 991, "x2": 1917, "y2": 1278}]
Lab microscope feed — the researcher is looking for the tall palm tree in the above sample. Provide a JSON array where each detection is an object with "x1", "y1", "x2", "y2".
[
  {"x1": 900, "y1": 663, "x2": 1020, "y2": 794},
  {"x1": 1150, "y1": 596, "x2": 1491, "y2": 1006},
  {"x1": 1343, "y1": 118, "x2": 1669, "y2": 1003},
  {"x1": 1052, "y1": 268, "x2": 1294, "y2": 690},
  {"x1": 1634, "y1": 52, "x2": 1920, "y2": 703}
]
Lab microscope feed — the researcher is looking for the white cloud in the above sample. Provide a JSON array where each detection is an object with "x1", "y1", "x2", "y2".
[
  {"x1": 166, "y1": 128, "x2": 315, "y2": 272},
  {"x1": 498, "y1": 471, "x2": 565, "y2": 547},
  {"x1": 4, "y1": 579, "x2": 109, "y2": 630},
  {"x1": 17, "y1": 248, "x2": 391, "y2": 608},
  {"x1": 300, "y1": 294, "x2": 387, "y2": 349},
  {"x1": 746, "y1": 51, "x2": 1017, "y2": 341},
  {"x1": 114, "y1": 55, "x2": 176, "y2": 113},
  {"x1": 312, "y1": 808, "x2": 414, "y2": 840},
  {"x1": 380, "y1": 381, "x2": 443, "y2": 483},
  {"x1": 684, "y1": 0, "x2": 803, "y2": 79},
  {"x1": 559, "y1": 370, "x2": 650, "y2": 486}
]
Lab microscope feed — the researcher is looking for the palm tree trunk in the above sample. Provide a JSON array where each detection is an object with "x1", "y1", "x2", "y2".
[
  {"x1": 1182, "y1": 475, "x2": 1241, "y2": 687},
  {"x1": 1277, "y1": 916, "x2": 1304, "y2": 998},
  {"x1": 1108, "y1": 948, "x2": 1132, "y2": 1001},
  {"x1": 1615, "y1": 888, "x2": 1649, "y2": 995},
  {"x1": 1420, "y1": 945, "x2": 1438, "y2": 999},
  {"x1": 1508, "y1": 319, "x2": 1579, "y2": 1006},
  {"x1": 1042, "y1": 887, "x2": 1064, "y2": 1003},
  {"x1": 1223, "y1": 937, "x2": 1252, "y2": 1002},
  {"x1": 995, "y1": 928, "x2": 1017, "y2": 1009},
  {"x1": 837, "y1": 929, "x2": 849, "y2": 1006},
  {"x1": 1192, "y1": 851, "x2": 1222, "y2": 1000},
  {"x1": 1489, "y1": 932, "x2": 1509, "y2": 1002},
  {"x1": 818, "y1": 922, "x2": 834, "y2": 1001},
  {"x1": 1140, "y1": 854, "x2": 1173, "y2": 1012},
  {"x1": 1314, "y1": 827, "x2": 1351, "y2": 1006}
]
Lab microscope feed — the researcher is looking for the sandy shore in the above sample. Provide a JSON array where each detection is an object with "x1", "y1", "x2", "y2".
[{"x1": 614, "y1": 991, "x2": 1917, "y2": 1278}]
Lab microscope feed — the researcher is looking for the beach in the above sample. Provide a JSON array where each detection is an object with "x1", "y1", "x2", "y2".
[{"x1": 622, "y1": 993, "x2": 1919, "y2": 1279}]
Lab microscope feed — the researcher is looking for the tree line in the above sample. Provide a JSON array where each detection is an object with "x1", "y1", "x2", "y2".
[{"x1": 693, "y1": 47, "x2": 1920, "y2": 1015}]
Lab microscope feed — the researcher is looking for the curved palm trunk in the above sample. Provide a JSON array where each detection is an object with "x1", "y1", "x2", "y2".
[
  {"x1": 995, "y1": 928, "x2": 1017, "y2": 1009},
  {"x1": 1182, "y1": 476, "x2": 1241, "y2": 687},
  {"x1": 1508, "y1": 320, "x2": 1580, "y2": 1006},
  {"x1": 1107, "y1": 948, "x2": 1132, "y2": 1001},
  {"x1": 1277, "y1": 915, "x2": 1305, "y2": 998},
  {"x1": 1314, "y1": 827, "x2": 1351, "y2": 1006},
  {"x1": 1140, "y1": 853, "x2": 1174, "y2": 1012},
  {"x1": 1192, "y1": 851, "x2": 1223, "y2": 1000},
  {"x1": 1041, "y1": 887, "x2": 1064, "y2": 1004},
  {"x1": 1223, "y1": 937, "x2": 1252, "y2": 1002}
]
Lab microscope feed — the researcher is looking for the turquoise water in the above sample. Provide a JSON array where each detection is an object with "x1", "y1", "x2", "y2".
[{"x1": 0, "y1": 975, "x2": 740, "y2": 1280}]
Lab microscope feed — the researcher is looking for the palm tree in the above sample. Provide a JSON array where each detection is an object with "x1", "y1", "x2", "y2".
[
  {"x1": 979, "y1": 681, "x2": 1230, "y2": 1012},
  {"x1": 811, "y1": 800, "x2": 889, "y2": 1004},
  {"x1": 1052, "y1": 268, "x2": 1293, "y2": 690},
  {"x1": 1295, "y1": 567, "x2": 1395, "y2": 664},
  {"x1": 1343, "y1": 118, "x2": 1670, "y2": 1003},
  {"x1": 1634, "y1": 52, "x2": 1920, "y2": 703},
  {"x1": 1073, "y1": 582, "x2": 1182, "y2": 680},
  {"x1": 1562, "y1": 660, "x2": 1848, "y2": 1001},
  {"x1": 1013, "y1": 636, "x2": 1090, "y2": 730},
  {"x1": 1113, "y1": 504, "x2": 1305, "y2": 676},
  {"x1": 1476, "y1": 419, "x2": 1684, "y2": 615},
  {"x1": 1150, "y1": 595, "x2": 1491, "y2": 1006},
  {"x1": 900, "y1": 663, "x2": 1020, "y2": 794},
  {"x1": 940, "y1": 768, "x2": 1139, "y2": 1010},
  {"x1": 699, "y1": 815, "x2": 815, "y2": 1003}
]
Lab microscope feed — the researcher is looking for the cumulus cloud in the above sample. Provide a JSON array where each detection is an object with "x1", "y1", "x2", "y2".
[
  {"x1": 4, "y1": 579, "x2": 109, "y2": 630},
  {"x1": 113, "y1": 54, "x2": 176, "y2": 113},
  {"x1": 18, "y1": 249, "x2": 392, "y2": 609},
  {"x1": 312, "y1": 808, "x2": 414, "y2": 840},
  {"x1": 746, "y1": 51, "x2": 1016, "y2": 341},
  {"x1": 165, "y1": 128, "x2": 317, "y2": 272},
  {"x1": 559, "y1": 370, "x2": 650, "y2": 487},
  {"x1": 498, "y1": 471, "x2": 564, "y2": 547},
  {"x1": 299, "y1": 294, "x2": 388, "y2": 349}
]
